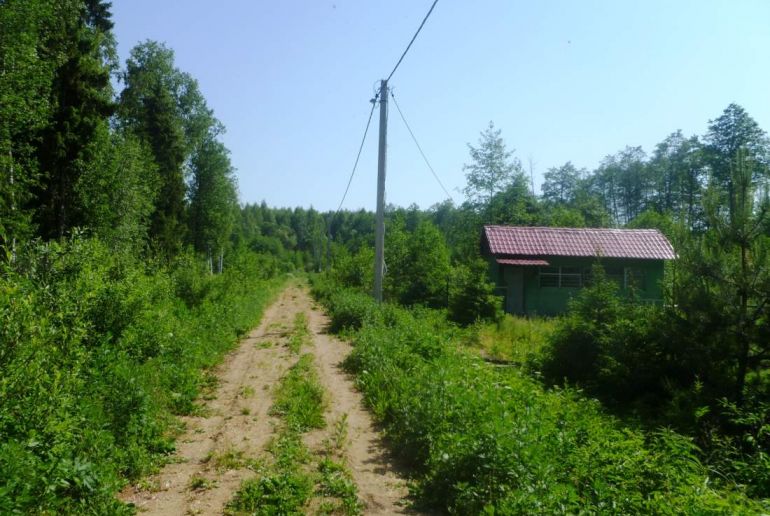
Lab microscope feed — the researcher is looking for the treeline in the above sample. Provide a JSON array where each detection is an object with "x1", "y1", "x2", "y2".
[
  {"x1": 1, "y1": 0, "x2": 237, "y2": 264},
  {"x1": 313, "y1": 104, "x2": 770, "y2": 502},
  {"x1": 0, "y1": 2, "x2": 285, "y2": 513}
]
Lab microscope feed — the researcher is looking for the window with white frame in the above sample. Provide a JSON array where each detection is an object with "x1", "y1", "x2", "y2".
[{"x1": 539, "y1": 266, "x2": 583, "y2": 288}]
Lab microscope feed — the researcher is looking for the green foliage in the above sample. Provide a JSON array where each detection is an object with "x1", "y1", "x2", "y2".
[
  {"x1": 188, "y1": 137, "x2": 238, "y2": 262},
  {"x1": 704, "y1": 103, "x2": 769, "y2": 199},
  {"x1": 542, "y1": 162, "x2": 582, "y2": 204},
  {"x1": 463, "y1": 121, "x2": 524, "y2": 206},
  {"x1": 75, "y1": 127, "x2": 159, "y2": 249},
  {"x1": 384, "y1": 219, "x2": 451, "y2": 307},
  {"x1": 227, "y1": 471, "x2": 313, "y2": 516},
  {"x1": 270, "y1": 354, "x2": 326, "y2": 432},
  {"x1": 471, "y1": 314, "x2": 555, "y2": 364},
  {"x1": 447, "y1": 258, "x2": 501, "y2": 325},
  {"x1": 539, "y1": 266, "x2": 677, "y2": 408},
  {"x1": 33, "y1": 0, "x2": 116, "y2": 239},
  {"x1": 119, "y1": 40, "x2": 220, "y2": 257},
  {"x1": 0, "y1": 0, "x2": 56, "y2": 250},
  {"x1": 316, "y1": 284, "x2": 763, "y2": 514},
  {"x1": 310, "y1": 278, "x2": 379, "y2": 333},
  {"x1": 329, "y1": 246, "x2": 374, "y2": 291},
  {"x1": 0, "y1": 236, "x2": 282, "y2": 513}
]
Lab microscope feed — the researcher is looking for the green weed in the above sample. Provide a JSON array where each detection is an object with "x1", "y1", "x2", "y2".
[
  {"x1": 206, "y1": 447, "x2": 247, "y2": 472},
  {"x1": 270, "y1": 354, "x2": 326, "y2": 431},
  {"x1": 323, "y1": 414, "x2": 349, "y2": 454},
  {"x1": 227, "y1": 471, "x2": 313, "y2": 515},
  {"x1": 189, "y1": 474, "x2": 215, "y2": 491},
  {"x1": 316, "y1": 458, "x2": 363, "y2": 515},
  {"x1": 287, "y1": 312, "x2": 310, "y2": 353}
]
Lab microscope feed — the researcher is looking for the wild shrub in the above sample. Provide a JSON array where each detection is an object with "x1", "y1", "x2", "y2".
[
  {"x1": 0, "y1": 236, "x2": 282, "y2": 513},
  {"x1": 538, "y1": 266, "x2": 682, "y2": 409},
  {"x1": 447, "y1": 258, "x2": 502, "y2": 325},
  {"x1": 325, "y1": 289, "x2": 380, "y2": 333},
  {"x1": 318, "y1": 284, "x2": 764, "y2": 514}
]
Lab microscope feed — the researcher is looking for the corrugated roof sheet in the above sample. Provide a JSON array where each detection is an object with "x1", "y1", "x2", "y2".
[
  {"x1": 483, "y1": 225, "x2": 676, "y2": 260},
  {"x1": 496, "y1": 258, "x2": 550, "y2": 266}
]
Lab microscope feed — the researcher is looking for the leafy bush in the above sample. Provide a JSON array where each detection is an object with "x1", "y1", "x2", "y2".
[
  {"x1": 316, "y1": 283, "x2": 764, "y2": 514},
  {"x1": 538, "y1": 266, "x2": 684, "y2": 411},
  {"x1": 0, "y1": 237, "x2": 282, "y2": 513},
  {"x1": 448, "y1": 258, "x2": 502, "y2": 325}
]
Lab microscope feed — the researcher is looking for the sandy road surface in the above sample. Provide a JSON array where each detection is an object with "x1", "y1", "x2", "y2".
[{"x1": 120, "y1": 283, "x2": 413, "y2": 515}]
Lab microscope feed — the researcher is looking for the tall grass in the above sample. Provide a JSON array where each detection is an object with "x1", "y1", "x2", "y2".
[{"x1": 469, "y1": 314, "x2": 556, "y2": 363}]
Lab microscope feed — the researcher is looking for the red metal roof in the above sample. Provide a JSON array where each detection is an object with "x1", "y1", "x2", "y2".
[
  {"x1": 496, "y1": 258, "x2": 550, "y2": 266},
  {"x1": 483, "y1": 225, "x2": 675, "y2": 260}
]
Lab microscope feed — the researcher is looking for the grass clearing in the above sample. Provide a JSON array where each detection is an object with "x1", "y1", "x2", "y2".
[{"x1": 468, "y1": 314, "x2": 556, "y2": 363}]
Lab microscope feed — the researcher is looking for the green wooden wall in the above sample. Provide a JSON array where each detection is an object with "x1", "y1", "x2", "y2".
[{"x1": 488, "y1": 256, "x2": 666, "y2": 316}]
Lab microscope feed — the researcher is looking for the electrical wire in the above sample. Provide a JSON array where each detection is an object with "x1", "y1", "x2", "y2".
[
  {"x1": 335, "y1": 97, "x2": 378, "y2": 214},
  {"x1": 386, "y1": 0, "x2": 440, "y2": 82},
  {"x1": 390, "y1": 91, "x2": 454, "y2": 202}
]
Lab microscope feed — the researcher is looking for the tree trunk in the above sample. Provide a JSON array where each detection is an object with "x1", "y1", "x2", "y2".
[
  {"x1": 735, "y1": 241, "x2": 750, "y2": 405},
  {"x1": 9, "y1": 146, "x2": 16, "y2": 262}
]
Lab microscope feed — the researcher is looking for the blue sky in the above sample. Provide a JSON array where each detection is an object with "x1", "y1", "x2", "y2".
[{"x1": 111, "y1": 1, "x2": 770, "y2": 211}]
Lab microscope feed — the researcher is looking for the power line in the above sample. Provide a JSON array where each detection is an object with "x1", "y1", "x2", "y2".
[
  {"x1": 335, "y1": 97, "x2": 378, "y2": 213},
  {"x1": 390, "y1": 91, "x2": 454, "y2": 202},
  {"x1": 386, "y1": 0, "x2": 440, "y2": 82}
]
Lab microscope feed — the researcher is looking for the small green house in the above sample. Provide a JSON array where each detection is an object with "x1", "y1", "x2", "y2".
[{"x1": 481, "y1": 225, "x2": 676, "y2": 316}]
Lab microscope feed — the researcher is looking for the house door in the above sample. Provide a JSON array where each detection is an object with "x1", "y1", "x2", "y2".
[{"x1": 507, "y1": 267, "x2": 524, "y2": 315}]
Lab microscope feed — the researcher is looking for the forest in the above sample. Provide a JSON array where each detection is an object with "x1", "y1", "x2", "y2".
[{"x1": 2, "y1": 0, "x2": 770, "y2": 514}]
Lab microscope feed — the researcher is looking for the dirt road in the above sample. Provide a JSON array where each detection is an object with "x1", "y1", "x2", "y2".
[{"x1": 120, "y1": 282, "x2": 412, "y2": 515}]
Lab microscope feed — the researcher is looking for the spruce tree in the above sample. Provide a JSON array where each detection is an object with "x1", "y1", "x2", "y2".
[{"x1": 34, "y1": 0, "x2": 116, "y2": 239}]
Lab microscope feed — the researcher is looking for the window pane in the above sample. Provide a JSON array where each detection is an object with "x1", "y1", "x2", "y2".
[
  {"x1": 540, "y1": 274, "x2": 559, "y2": 287},
  {"x1": 625, "y1": 268, "x2": 646, "y2": 290},
  {"x1": 561, "y1": 274, "x2": 582, "y2": 288}
]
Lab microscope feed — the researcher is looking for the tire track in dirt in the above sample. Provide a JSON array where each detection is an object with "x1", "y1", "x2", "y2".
[
  {"x1": 302, "y1": 289, "x2": 416, "y2": 515},
  {"x1": 120, "y1": 283, "x2": 416, "y2": 515},
  {"x1": 119, "y1": 284, "x2": 305, "y2": 515}
]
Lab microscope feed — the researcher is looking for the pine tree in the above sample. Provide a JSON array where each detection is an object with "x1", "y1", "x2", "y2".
[{"x1": 34, "y1": 0, "x2": 116, "y2": 239}]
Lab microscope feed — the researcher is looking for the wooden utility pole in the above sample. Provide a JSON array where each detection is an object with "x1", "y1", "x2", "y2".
[{"x1": 373, "y1": 80, "x2": 388, "y2": 302}]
